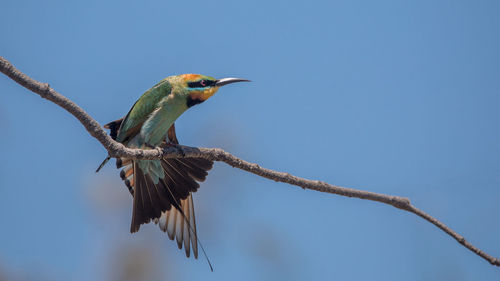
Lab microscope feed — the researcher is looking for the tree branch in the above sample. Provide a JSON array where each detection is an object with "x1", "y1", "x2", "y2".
[{"x1": 1, "y1": 56, "x2": 498, "y2": 267}]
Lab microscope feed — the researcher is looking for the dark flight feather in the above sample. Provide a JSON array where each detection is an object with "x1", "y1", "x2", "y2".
[{"x1": 103, "y1": 118, "x2": 213, "y2": 258}]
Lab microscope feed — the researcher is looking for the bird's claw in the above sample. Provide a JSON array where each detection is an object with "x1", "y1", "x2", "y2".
[
  {"x1": 175, "y1": 145, "x2": 186, "y2": 157},
  {"x1": 166, "y1": 143, "x2": 186, "y2": 157}
]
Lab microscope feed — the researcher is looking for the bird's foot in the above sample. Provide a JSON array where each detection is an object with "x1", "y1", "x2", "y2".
[{"x1": 165, "y1": 143, "x2": 186, "y2": 157}]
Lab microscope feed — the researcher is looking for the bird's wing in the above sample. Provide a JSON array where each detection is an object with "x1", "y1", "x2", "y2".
[
  {"x1": 103, "y1": 117, "x2": 124, "y2": 140},
  {"x1": 115, "y1": 79, "x2": 172, "y2": 144},
  {"x1": 111, "y1": 123, "x2": 213, "y2": 258}
]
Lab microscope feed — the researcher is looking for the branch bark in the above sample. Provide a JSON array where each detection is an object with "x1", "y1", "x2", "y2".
[{"x1": 1, "y1": 56, "x2": 498, "y2": 267}]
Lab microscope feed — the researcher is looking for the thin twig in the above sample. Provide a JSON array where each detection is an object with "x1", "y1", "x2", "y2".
[{"x1": 1, "y1": 56, "x2": 498, "y2": 266}]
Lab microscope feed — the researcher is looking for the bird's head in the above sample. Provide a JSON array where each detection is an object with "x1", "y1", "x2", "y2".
[{"x1": 178, "y1": 74, "x2": 250, "y2": 107}]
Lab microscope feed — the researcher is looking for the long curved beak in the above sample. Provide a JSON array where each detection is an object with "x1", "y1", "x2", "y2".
[{"x1": 215, "y1": 77, "x2": 251, "y2": 87}]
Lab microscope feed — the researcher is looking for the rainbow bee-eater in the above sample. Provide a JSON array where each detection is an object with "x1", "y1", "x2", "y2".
[{"x1": 96, "y1": 74, "x2": 249, "y2": 267}]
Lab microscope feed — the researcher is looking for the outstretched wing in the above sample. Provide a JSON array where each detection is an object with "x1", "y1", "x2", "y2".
[{"x1": 105, "y1": 120, "x2": 213, "y2": 258}]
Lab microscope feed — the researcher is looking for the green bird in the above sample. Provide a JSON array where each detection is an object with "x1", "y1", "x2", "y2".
[{"x1": 96, "y1": 74, "x2": 249, "y2": 268}]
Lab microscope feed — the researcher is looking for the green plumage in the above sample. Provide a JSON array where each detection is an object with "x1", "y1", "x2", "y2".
[
  {"x1": 117, "y1": 78, "x2": 178, "y2": 146},
  {"x1": 97, "y1": 74, "x2": 248, "y2": 266}
]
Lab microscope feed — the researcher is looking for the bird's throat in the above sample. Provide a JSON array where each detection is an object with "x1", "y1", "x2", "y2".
[{"x1": 187, "y1": 87, "x2": 219, "y2": 107}]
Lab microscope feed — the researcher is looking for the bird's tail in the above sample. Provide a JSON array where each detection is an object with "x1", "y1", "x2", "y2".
[
  {"x1": 116, "y1": 148, "x2": 214, "y2": 269},
  {"x1": 106, "y1": 122, "x2": 213, "y2": 268},
  {"x1": 97, "y1": 117, "x2": 213, "y2": 267}
]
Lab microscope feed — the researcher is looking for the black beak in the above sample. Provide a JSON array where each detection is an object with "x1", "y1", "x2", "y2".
[{"x1": 215, "y1": 78, "x2": 251, "y2": 87}]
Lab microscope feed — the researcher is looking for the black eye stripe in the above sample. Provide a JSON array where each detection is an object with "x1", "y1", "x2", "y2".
[
  {"x1": 187, "y1": 81, "x2": 202, "y2": 88},
  {"x1": 188, "y1": 79, "x2": 216, "y2": 88}
]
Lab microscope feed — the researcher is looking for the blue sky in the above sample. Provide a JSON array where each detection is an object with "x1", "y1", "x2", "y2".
[{"x1": 1, "y1": 0, "x2": 499, "y2": 280}]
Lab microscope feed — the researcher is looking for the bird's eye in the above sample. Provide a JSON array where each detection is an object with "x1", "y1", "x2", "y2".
[
  {"x1": 200, "y1": 80, "x2": 206, "y2": 87},
  {"x1": 204, "y1": 80, "x2": 216, "y2": 86}
]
